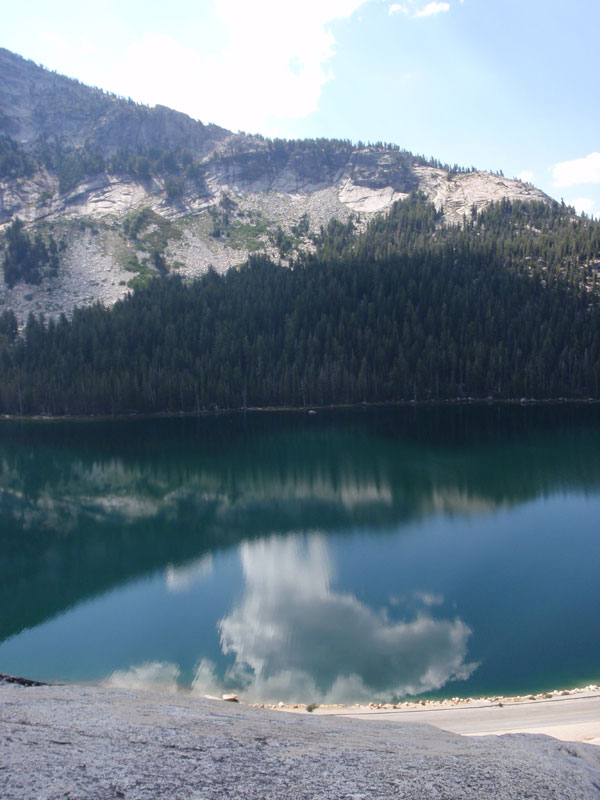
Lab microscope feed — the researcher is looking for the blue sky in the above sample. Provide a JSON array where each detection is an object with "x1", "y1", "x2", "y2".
[{"x1": 1, "y1": 0, "x2": 599, "y2": 215}]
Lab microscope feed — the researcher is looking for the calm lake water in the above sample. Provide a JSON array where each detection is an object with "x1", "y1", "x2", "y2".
[{"x1": 1, "y1": 406, "x2": 599, "y2": 704}]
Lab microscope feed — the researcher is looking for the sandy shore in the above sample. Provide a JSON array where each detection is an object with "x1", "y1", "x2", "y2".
[
  {"x1": 252, "y1": 685, "x2": 600, "y2": 746},
  {"x1": 315, "y1": 692, "x2": 600, "y2": 746}
]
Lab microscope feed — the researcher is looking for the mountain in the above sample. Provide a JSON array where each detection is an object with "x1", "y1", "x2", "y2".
[
  {"x1": 2, "y1": 191, "x2": 600, "y2": 414},
  {"x1": 0, "y1": 48, "x2": 229, "y2": 157},
  {"x1": 0, "y1": 47, "x2": 550, "y2": 321}
]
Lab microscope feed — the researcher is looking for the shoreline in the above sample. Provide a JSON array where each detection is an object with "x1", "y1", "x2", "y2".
[
  {"x1": 263, "y1": 684, "x2": 600, "y2": 746},
  {"x1": 248, "y1": 683, "x2": 600, "y2": 714},
  {"x1": 3, "y1": 674, "x2": 599, "y2": 746},
  {"x1": 3, "y1": 673, "x2": 598, "y2": 713},
  {"x1": 1, "y1": 396, "x2": 600, "y2": 424}
]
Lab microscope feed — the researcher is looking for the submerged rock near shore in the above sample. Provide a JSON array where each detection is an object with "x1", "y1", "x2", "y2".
[{"x1": 2, "y1": 683, "x2": 600, "y2": 799}]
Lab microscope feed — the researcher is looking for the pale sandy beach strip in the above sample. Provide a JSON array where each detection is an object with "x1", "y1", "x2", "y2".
[
  {"x1": 253, "y1": 685, "x2": 600, "y2": 746},
  {"x1": 290, "y1": 687, "x2": 600, "y2": 746}
]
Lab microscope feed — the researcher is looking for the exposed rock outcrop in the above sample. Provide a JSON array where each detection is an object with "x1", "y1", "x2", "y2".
[
  {"x1": 0, "y1": 47, "x2": 551, "y2": 321},
  {"x1": 1, "y1": 683, "x2": 600, "y2": 799}
]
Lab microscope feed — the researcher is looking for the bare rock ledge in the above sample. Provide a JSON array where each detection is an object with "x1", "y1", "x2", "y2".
[{"x1": 2, "y1": 684, "x2": 600, "y2": 799}]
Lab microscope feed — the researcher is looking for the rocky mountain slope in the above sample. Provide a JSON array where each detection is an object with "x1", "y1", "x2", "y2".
[{"x1": 0, "y1": 47, "x2": 551, "y2": 321}]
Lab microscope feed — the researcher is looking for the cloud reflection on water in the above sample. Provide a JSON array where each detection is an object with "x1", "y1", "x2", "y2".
[
  {"x1": 165, "y1": 554, "x2": 214, "y2": 592},
  {"x1": 190, "y1": 534, "x2": 478, "y2": 703},
  {"x1": 105, "y1": 661, "x2": 180, "y2": 694},
  {"x1": 107, "y1": 535, "x2": 477, "y2": 702}
]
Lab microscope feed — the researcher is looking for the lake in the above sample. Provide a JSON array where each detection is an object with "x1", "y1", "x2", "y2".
[{"x1": 1, "y1": 405, "x2": 599, "y2": 704}]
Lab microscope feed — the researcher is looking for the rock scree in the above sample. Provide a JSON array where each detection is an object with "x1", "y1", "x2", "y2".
[{"x1": 2, "y1": 683, "x2": 600, "y2": 799}]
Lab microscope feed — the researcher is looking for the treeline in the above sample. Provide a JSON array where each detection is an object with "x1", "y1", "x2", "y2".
[
  {"x1": 1, "y1": 195, "x2": 600, "y2": 415},
  {"x1": 240, "y1": 134, "x2": 477, "y2": 173},
  {"x1": 0, "y1": 138, "x2": 208, "y2": 196},
  {"x1": 317, "y1": 195, "x2": 600, "y2": 278}
]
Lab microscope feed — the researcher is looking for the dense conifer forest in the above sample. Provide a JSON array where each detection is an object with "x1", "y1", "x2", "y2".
[{"x1": 1, "y1": 194, "x2": 600, "y2": 415}]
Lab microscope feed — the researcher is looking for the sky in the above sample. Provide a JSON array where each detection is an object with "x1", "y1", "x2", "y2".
[{"x1": 1, "y1": 0, "x2": 599, "y2": 216}]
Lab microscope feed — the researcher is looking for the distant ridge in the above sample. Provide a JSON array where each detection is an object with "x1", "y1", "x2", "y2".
[{"x1": 0, "y1": 46, "x2": 551, "y2": 321}]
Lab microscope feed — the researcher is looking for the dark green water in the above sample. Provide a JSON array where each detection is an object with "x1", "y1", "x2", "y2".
[{"x1": 1, "y1": 406, "x2": 599, "y2": 704}]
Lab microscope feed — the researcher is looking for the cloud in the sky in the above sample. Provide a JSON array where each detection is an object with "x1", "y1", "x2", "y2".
[
  {"x1": 516, "y1": 170, "x2": 534, "y2": 184},
  {"x1": 39, "y1": 31, "x2": 97, "y2": 60},
  {"x1": 389, "y1": 3, "x2": 410, "y2": 13},
  {"x1": 33, "y1": 0, "x2": 459, "y2": 133},
  {"x1": 571, "y1": 197, "x2": 596, "y2": 217},
  {"x1": 415, "y1": 2, "x2": 451, "y2": 16},
  {"x1": 190, "y1": 535, "x2": 477, "y2": 704},
  {"x1": 552, "y1": 153, "x2": 600, "y2": 187},
  {"x1": 97, "y1": 0, "x2": 369, "y2": 134},
  {"x1": 389, "y1": 1, "x2": 451, "y2": 16}
]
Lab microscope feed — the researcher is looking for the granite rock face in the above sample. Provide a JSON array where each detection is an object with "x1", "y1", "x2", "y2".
[
  {"x1": 0, "y1": 48, "x2": 549, "y2": 226},
  {"x1": 2, "y1": 684, "x2": 600, "y2": 800},
  {"x1": 0, "y1": 47, "x2": 551, "y2": 322}
]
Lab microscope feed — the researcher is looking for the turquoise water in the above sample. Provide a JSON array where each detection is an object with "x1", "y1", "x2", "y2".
[{"x1": 0, "y1": 406, "x2": 599, "y2": 703}]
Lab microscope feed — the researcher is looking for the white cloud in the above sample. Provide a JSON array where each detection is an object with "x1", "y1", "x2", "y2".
[
  {"x1": 571, "y1": 197, "x2": 596, "y2": 216},
  {"x1": 517, "y1": 170, "x2": 534, "y2": 184},
  {"x1": 389, "y1": 1, "x2": 450, "y2": 18},
  {"x1": 414, "y1": 2, "x2": 451, "y2": 16},
  {"x1": 552, "y1": 153, "x2": 600, "y2": 187},
  {"x1": 190, "y1": 535, "x2": 478, "y2": 704},
  {"x1": 39, "y1": 31, "x2": 97, "y2": 60},
  {"x1": 97, "y1": 0, "x2": 370, "y2": 134}
]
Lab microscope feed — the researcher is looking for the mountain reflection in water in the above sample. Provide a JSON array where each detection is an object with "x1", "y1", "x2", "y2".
[{"x1": 1, "y1": 405, "x2": 600, "y2": 699}]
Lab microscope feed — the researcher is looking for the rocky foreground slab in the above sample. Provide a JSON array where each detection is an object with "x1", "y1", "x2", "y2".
[{"x1": 2, "y1": 683, "x2": 600, "y2": 799}]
